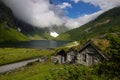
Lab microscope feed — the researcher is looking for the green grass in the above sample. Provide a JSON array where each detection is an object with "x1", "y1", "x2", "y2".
[
  {"x1": 0, "y1": 48, "x2": 53, "y2": 65},
  {"x1": 0, "y1": 62, "x2": 63, "y2": 80}
]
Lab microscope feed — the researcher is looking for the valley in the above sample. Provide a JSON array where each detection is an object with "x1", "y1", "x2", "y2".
[{"x1": 0, "y1": 0, "x2": 120, "y2": 80}]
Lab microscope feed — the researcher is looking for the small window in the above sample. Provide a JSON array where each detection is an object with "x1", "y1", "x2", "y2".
[{"x1": 82, "y1": 54, "x2": 87, "y2": 62}]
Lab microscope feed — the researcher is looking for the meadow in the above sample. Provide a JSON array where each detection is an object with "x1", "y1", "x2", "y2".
[
  {"x1": 0, "y1": 62, "x2": 64, "y2": 80},
  {"x1": 0, "y1": 48, "x2": 53, "y2": 65}
]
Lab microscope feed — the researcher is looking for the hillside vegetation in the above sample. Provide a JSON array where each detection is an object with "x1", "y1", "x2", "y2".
[
  {"x1": 0, "y1": 1, "x2": 28, "y2": 42},
  {"x1": 56, "y1": 7, "x2": 120, "y2": 41}
]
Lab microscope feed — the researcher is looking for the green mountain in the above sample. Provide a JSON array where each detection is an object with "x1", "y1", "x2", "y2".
[
  {"x1": 56, "y1": 7, "x2": 120, "y2": 41},
  {"x1": 0, "y1": 1, "x2": 28, "y2": 42}
]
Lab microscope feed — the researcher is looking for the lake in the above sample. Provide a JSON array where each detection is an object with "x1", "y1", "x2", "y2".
[{"x1": 0, "y1": 40, "x2": 70, "y2": 49}]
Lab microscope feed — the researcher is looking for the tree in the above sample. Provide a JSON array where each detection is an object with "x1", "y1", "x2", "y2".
[{"x1": 96, "y1": 34, "x2": 120, "y2": 79}]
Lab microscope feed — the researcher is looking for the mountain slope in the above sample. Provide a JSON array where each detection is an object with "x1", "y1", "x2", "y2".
[
  {"x1": 15, "y1": 19, "x2": 68, "y2": 40},
  {"x1": 56, "y1": 7, "x2": 120, "y2": 41},
  {"x1": 0, "y1": 1, "x2": 28, "y2": 42}
]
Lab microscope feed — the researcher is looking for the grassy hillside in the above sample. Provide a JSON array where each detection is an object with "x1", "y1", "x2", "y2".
[
  {"x1": 0, "y1": 62, "x2": 64, "y2": 80},
  {"x1": 0, "y1": 1, "x2": 28, "y2": 42},
  {"x1": 0, "y1": 22, "x2": 28, "y2": 42},
  {"x1": 56, "y1": 7, "x2": 120, "y2": 41}
]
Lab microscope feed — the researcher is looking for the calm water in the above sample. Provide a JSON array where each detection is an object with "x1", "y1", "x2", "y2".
[{"x1": 0, "y1": 40, "x2": 70, "y2": 49}]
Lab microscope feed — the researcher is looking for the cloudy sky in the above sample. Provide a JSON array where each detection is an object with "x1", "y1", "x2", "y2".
[{"x1": 2, "y1": 0, "x2": 120, "y2": 29}]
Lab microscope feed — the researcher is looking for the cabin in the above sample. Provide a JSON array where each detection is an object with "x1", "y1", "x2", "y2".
[
  {"x1": 66, "y1": 48, "x2": 77, "y2": 63},
  {"x1": 54, "y1": 49, "x2": 67, "y2": 64},
  {"x1": 76, "y1": 41, "x2": 108, "y2": 66}
]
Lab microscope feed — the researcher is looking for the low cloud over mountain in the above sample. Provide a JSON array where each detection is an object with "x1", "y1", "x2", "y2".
[{"x1": 2, "y1": 0, "x2": 120, "y2": 29}]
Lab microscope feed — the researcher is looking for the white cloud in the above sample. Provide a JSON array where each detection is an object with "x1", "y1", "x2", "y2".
[
  {"x1": 65, "y1": 0, "x2": 120, "y2": 29},
  {"x1": 71, "y1": 0, "x2": 80, "y2": 3},
  {"x1": 57, "y1": 2, "x2": 72, "y2": 9},
  {"x1": 2, "y1": 0, "x2": 65, "y2": 28},
  {"x1": 65, "y1": 10, "x2": 104, "y2": 29},
  {"x1": 80, "y1": 0, "x2": 120, "y2": 10},
  {"x1": 2, "y1": 0, "x2": 120, "y2": 30}
]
